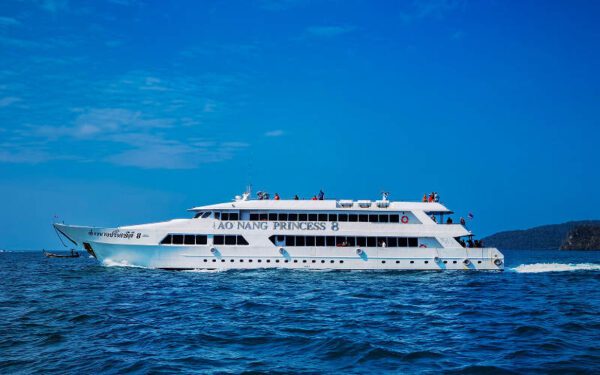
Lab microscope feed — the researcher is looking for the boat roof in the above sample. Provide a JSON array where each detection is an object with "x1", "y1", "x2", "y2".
[{"x1": 189, "y1": 199, "x2": 452, "y2": 213}]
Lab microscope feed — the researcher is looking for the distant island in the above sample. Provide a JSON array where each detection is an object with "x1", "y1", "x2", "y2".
[{"x1": 482, "y1": 221, "x2": 600, "y2": 250}]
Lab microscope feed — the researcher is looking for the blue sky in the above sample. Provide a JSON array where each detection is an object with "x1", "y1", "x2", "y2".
[{"x1": 1, "y1": 0, "x2": 599, "y2": 250}]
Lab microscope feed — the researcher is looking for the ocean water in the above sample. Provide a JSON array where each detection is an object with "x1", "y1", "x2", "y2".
[{"x1": 1, "y1": 250, "x2": 599, "y2": 374}]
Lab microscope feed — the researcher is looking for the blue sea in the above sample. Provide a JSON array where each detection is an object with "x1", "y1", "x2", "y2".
[{"x1": 1, "y1": 250, "x2": 600, "y2": 374}]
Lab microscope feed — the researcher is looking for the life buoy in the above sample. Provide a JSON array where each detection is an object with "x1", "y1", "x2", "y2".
[
  {"x1": 210, "y1": 247, "x2": 217, "y2": 254},
  {"x1": 494, "y1": 258, "x2": 503, "y2": 266},
  {"x1": 434, "y1": 256, "x2": 440, "y2": 263},
  {"x1": 419, "y1": 244, "x2": 427, "y2": 248},
  {"x1": 279, "y1": 247, "x2": 285, "y2": 255},
  {"x1": 463, "y1": 259, "x2": 471, "y2": 266},
  {"x1": 356, "y1": 248, "x2": 363, "y2": 255},
  {"x1": 401, "y1": 216, "x2": 409, "y2": 224}
]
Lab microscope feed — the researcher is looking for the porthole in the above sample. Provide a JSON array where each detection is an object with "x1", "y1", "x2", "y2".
[
  {"x1": 410, "y1": 261, "x2": 414, "y2": 264},
  {"x1": 266, "y1": 259, "x2": 271, "y2": 263},
  {"x1": 204, "y1": 259, "x2": 207, "y2": 262},
  {"x1": 396, "y1": 260, "x2": 400, "y2": 264},
  {"x1": 276, "y1": 260, "x2": 280, "y2": 263},
  {"x1": 424, "y1": 261, "x2": 429, "y2": 264},
  {"x1": 258, "y1": 259, "x2": 262, "y2": 263},
  {"x1": 240, "y1": 259, "x2": 244, "y2": 263},
  {"x1": 330, "y1": 260, "x2": 334, "y2": 263},
  {"x1": 321, "y1": 260, "x2": 325, "y2": 263},
  {"x1": 302, "y1": 260, "x2": 307, "y2": 263},
  {"x1": 293, "y1": 260, "x2": 298, "y2": 263},
  {"x1": 230, "y1": 259, "x2": 234, "y2": 262},
  {"x1": 453, "y1": 261, "x2": 457, "y2": 264},
  {"x1": 249, "y1": 259, "x2": 253, "y2": 263},
  {"x1": 284, "y1": 260, "x2": 289, "y2": 263},
  {"x1": 312, "y1": 260, "x2": 316, "y2": 263},
  {"x1": 477, "y1": 261, "x2": 482, "y2": 264},
  {"x1": 443, "y1": 260, "x2": 448, "y2": 264},
  {"x1": 340, "y1": 260, "x2": 344, "y2": 264},
  {"x1": 221, "y1": 259, "x2": 225, "y2": 262},
  {"x1": 382, "y1": 260, "x2": 386, "y2": 264}
]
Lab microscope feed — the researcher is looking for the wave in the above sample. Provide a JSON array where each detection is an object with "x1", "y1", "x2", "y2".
[
  {"x1": 102, "y1": 259, "x2": 147, "y2": 268},
  {"x1": 512, "y1": 263, "x2": 600, "y2": 273}
]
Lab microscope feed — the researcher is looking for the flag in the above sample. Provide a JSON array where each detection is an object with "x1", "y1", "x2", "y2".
[{"x1": 468, "y1": 212, "x2": 474, "y2": 219}]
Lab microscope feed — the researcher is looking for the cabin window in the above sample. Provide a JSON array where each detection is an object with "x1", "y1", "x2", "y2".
[
  {"x1": 229, "y1": 213, "x2": 239, "y2": 221},
  {"x1": 250, "y1": 213, "x2": 259, "y2": 221},
  {"x1": 202, "y1": 212, "x2": 211, "y2": 219},
  {"x1": 349, "y1": 214, "x2": 358, "y2": 222},
  {"x1": 213, "y1": 235, "x2": 224, "y2": 245},
  {"x1": 326, "y1": 236, "x2": 335, "y2": 246},
  {"x1": 357, "y1": 237, "x2": 366, "y2": 247},
  {"x1": 409, "y1": 238, "x2": 418, "y2": 247},
  {"x1": 289, "y1": 213, "x2": 298, "y2": 221},
  {"x1": 196, "y1": 235, "x2": 207, "y2": 245},
  {"x1": 221, "y1": 212, "x2": 230, "y2": 221},
  {"x1": 278, "y1": 213, "x2": 288, "y2": 221},
  {"x1": 194, "y1": 211, "x2": 203, "y2": 218},
  {"x1": 172, "y1": 235, "x2": 184, "y2": 245},
  {"x1": 318, "y1": 213, "x2": 327, "y2": 221},
  {"x1": 359, "y1": 214, "x2": 368, "y2": 222},
  {"x1": 259, "y1": 213, "x2": 268, "y2": 221},
  {"x1": 184, "y1": 235, "x2": 195, "y2": 245},
  {"x1": 398, "y1": 237, "x2": 408, "y2": 247},
  {"x1": 308, "y1": 213, "x2": 317, "y2": 221},
  {"x1": 296, "y1": 236, "x2": 305, "y2": 246},
  {"x1": 237, "y1": 236, "x2": 249, "y2": 245},
  {"x1": 286, "y1": 236, "x2": 294, "y2": 246},
  {"x1": 214, "y1": 212, "x2": 220, "y2": 220},
  {"x1": 160, "y1": 235, "x2": 172, "y2": 245},
  {"x1": 336, "y1": 237, "x2": 345, "y2": 246},
  {"x1": 316, "y1": 236, "x2": 325, "y2": 246},
  {"x1": 388, "y1": 237, "x2": 398, "y2": 247},
  {"x1": 379, "y1": 215, "x2": 389, "y2": 223},
  {"x1": 369, "y1": 214, "x2": 379, "y2": 223},
  {"x1": 367, "y1": 237, "x2": 376, "y2": 247},
  {"x1": 347, "y1": 237, "x2": 356, "y2": 246},
  {"x1": 306, "y1": 236, "x2": 315, "y2": 246},
  {"x1": 328, "y1": 214, "x2": 337, "y2": 222},
  {"x1": 338, "y1": 214, "x2": 348, "y2": 222},
  {"x1": 299, "y1": 213, "x2": 308, "y2": 221},
  {"x1": 390, "y1": 214, "x2": 399, "y2": 223},
  {"x1": 268, "y1": 213, "x2": 277, "y2": 221}
]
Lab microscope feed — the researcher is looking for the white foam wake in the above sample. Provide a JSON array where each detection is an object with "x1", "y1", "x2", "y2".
[{"x1": 512, "y1": 263, "x2": 600, "y2": 273}]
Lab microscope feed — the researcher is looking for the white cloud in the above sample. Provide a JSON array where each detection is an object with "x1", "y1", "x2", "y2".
[
  {"x1": 0, "y1": 96, "x2": 21, "y2": 107},
  {"x1": 265, "y1": 129, "x2": 284, "y2": 137}
]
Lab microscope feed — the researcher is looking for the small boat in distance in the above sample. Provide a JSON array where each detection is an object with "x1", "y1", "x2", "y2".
[{"x1": 43, "y1": 249, "x2": 80, "y2": 258}]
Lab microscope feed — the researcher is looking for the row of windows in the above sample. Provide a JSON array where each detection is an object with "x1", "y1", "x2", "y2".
[
  {"x1": 269, "y1": 235, "x2": 420, "y2": 247},
  {"x1": 160, "y1": 234, "x2": 249, "y2": 246},
  {"x1": 248, "y1": 213, "x2": 409, "y2": 223}
]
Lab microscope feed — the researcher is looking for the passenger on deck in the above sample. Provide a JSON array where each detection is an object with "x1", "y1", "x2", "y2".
[
  {"x1": 274, "y1": 193, "x2": 280, "y2": 200},
  {"x1": 446, "y1": 217, "x2": 453, "y2": 224},
  {"x1": 460, "y1": 217, "x2": 466, "y2": 226},
  {"x1": 294, "y1": 195, "x2": 299, "y2": 200},
  {"x1": 459, "y1": 239, "x2": 466, "y2": 247},
  {"x1": 422, "y1": 194, "x2": 428, "y2": 202},
  {"x1": 311, "y1": 195, "x2": 317, "y2": 200},
  {"x1": 467, "y1": 239, "x2": 474, "y2": 248},
  {"x1": 380, "y1": 240, "x2": 387, "y2": 248},
  {"x1": 430, "y1": 214, "x2": 437, "y2": 223},
  {"x1": 434, "y1": 192, "x2": 439, "y2": 202},
  {"x1": 318, "y1": 190, "x2": 325, "y2": 200},
  {"x1": 428, "y1": 193, "x2": 434, "y2": 202}
]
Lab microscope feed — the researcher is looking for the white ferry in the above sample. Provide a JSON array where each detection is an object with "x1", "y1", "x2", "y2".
[{"x1": 53, "y1": 192, "x2": 504, "y2": 271}]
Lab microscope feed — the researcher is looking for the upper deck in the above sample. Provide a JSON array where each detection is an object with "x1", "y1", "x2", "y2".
[{"x1": 189, "y1": 199, "x2": 451, "y2": 213}]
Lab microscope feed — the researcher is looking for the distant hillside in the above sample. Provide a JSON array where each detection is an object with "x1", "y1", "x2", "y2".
[
  {"x1": 482, "y1": 221, "x2": 600, "y2": 250},
  {"x1": 561, "y1": 225, "x2": 600, "y2": 250}
]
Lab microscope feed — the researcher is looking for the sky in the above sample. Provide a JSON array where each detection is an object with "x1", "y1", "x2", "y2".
[{"x1": 1, "y1": 0, "x2": 599, "y2": 250}]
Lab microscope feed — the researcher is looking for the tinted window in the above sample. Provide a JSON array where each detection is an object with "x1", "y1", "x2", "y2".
[
  {"x1": 377, "y1": 237, "x2": 386, "y2": 247},
  {"x1": 289, "y1": 213, "x2": 298, "y2": 221},
  {"x1": 172, "y1": 235, "x2": 184, "y2": 245},
  {"x1": 308, "y1": 214, "x2": 317, "y2": 221},
  {"x1": 201, "y1": 212, "x2": 211, "y2": 218},
  {"x1": 328, "y1": 214, "x2": 337, "y2": 222},
  {"x1": 225, "y1": 236, "x2": 236, "y2": 245},
  {"x1": 306, "y1": 236, "x2": 315, "y2": 246},
  {"x1": 338, "y1": 214, "x2": 348, "y2": 222},
  {"x1": 369, "y1": 214, "x2": 379, "y2": 223},
  {"x1": 408, "y1": 238, "x2": 418, "y2": 247},
  {"x1": 316, "y1": 236, "x2": 325, "y2": 246},
  {"x1": 296, "y1": 236, "x2": 305, "y2": 246},
  {"x1": 259, "y1": 213, "x2": 268, "y2": 221},
  {"x1": 326, "y1": 236, "x2": 335, "y2": 246},
  {"x1": 214, "y1": 212, "x2": 220, "y2": 220},
  {"x1": 336, "y1": 236, "x2": 345, "y2": 246},
  {"x1": 221, "y1": 212, "x2": 229, "y2": 221},
  {"x1": 196, "y1": 235, "x2": 207, "y2": 245},
  {"x1": 398, "y1": 237, "x2": 408, "y2": 247},
  {"x1": 278, "y1": 213, "x2": 288, "y2": 221},
  {"x1": 286, "y1": 236, "x2": 295, "y2": 246},
  {"x1": 359, "y1": 214, "x2": 368, "y2": 222},
  {"x1": 237, "y1": 236, "x2": 249, "y2": 245},
  {"x1": 250, "y1": 213, "x2": 259, "y2": 221},
  {"x1": 229, "y1": 213, "x2": 239, "y2": 221},
  {"x1": 299, "y1": 213, "x2": 308, "y2": 221},
  {"x1": 184, "y1": 235, "x2": 195, "y2": 245},
  {"x1": 388, "y1": 237, "x2": 398, "y2": 247},
  {"x1": 367, "y1": 237, "x2": 376, "y2": 247},
  {"x1": 268, "y1": 213, "x2": 277, "y2": 221},
  {"x1": 357, "y1": 237, "x2": 366, "y2": 247},
  {"x1": 390, "y1": 215, "x2": 399, "y2": 223},
  {"x1": 379, "y1": 215, "x2": 389, "y2": 223},
  {"x1": 318, "y1": 214, "x2": 327, "y2": 221},
  {"x1": 161, "y1": 235, "x2": 172, "y2": 245},
  {"x1": 213, "y1": 235, "x2": 224, "y2": 245},
  {"x1": 349, "y1": 214, "x2": 358, "y2": 222},
  {"x1": 347, "y1": 237, "x2": 356, "y2": 246}
]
